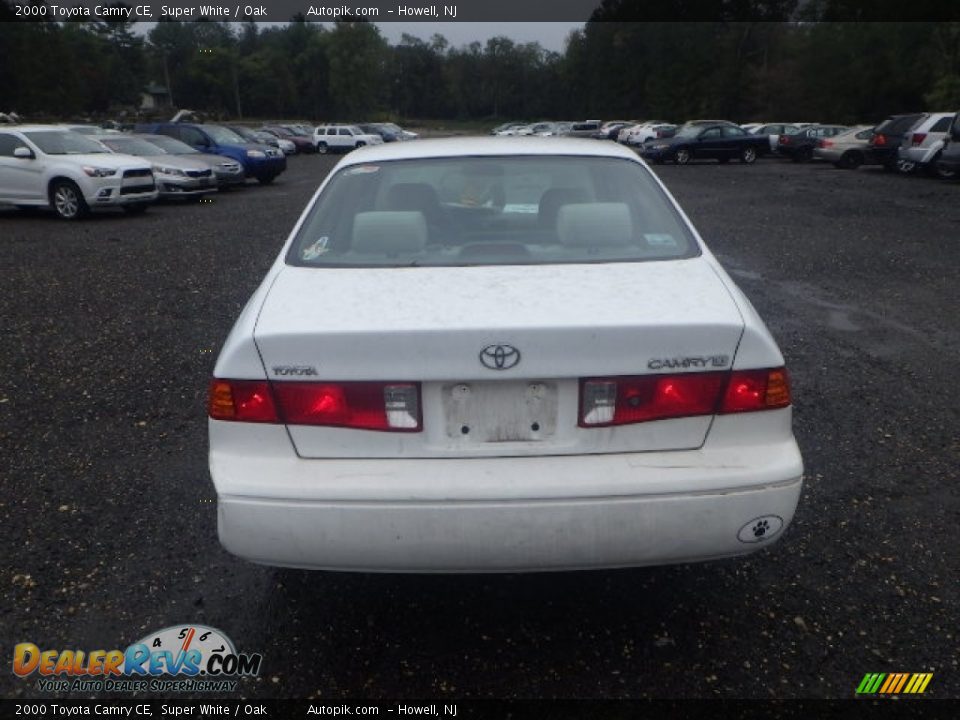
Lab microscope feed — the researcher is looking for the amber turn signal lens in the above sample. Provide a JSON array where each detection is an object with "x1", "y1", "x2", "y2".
[
  {"x1": 765, "y1": 369, "x2": 791, "y2": 408},
  {"x1": 208, "y1": 380, "x2": 236, "y2": 420}
]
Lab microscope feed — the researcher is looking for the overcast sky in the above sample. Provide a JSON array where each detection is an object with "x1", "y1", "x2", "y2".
[{"x1": 375, "y1": 22, "x2": 583, "y2": 52}]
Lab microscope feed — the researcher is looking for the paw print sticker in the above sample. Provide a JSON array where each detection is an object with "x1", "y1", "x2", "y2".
[{"x1": 737, "y1": 515, "x2": 784, "y2": 543}]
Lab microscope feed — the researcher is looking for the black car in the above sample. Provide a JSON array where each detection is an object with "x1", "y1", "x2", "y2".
[
  {"x1": 936, "y1": 111, "x2": 960, "y2": 180},
  {"x1": 641, "y1": 122, "x2": 768, "y2": 165},
  {"x1": 776, "y1": 124, "x2": 849, "y2": 162},
  {"x1": 866, "y1": 113, "x2": 924, "y2": 170}
]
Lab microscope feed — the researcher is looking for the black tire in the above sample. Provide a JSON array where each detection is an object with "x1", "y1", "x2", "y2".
[
  {"x1": 674, "y1": 148, "x2": 691, "y2": 165},
  {"x1": 122, "y1": 203, "x2": 149, "y2": 215},
  {"x1": 316, "y1": 142, "x2": 328, "y2": 154},
  {"x1": 928, "y1": 153, "x2": 956, "y2": 180},
  {"x1": 355, "y1": 141, "x2": 366, "y2": 149},
  {"x1": 49, "y1": 179, "x2": 88, "y2": 220},
  {"x1": 838, "y1": 150, "x2": 863, "y2": 170},
  {"x1": 257, "y1": 175, "x2": 276, "y2": 185},
  {"x1": 740, "y1": 147, "x2": 758, "y2": 164},
  {"x1": 793, "y1": 147, "x2": 813, "y2": 163}
]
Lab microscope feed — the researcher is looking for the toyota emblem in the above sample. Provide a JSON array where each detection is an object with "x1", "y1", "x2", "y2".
[{"x1": 479, "y1": 344, "x2": 521, "y2": 370}]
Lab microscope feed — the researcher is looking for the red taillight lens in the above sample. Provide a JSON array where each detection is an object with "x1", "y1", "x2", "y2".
[
  {"x1": 720, "y1": 368, "x2": 791, "y2": 413},
  {"x1": 579, "y1": 372, "x2": 726, "y2": 427},
  {"x1": 820, "y1": 139, "x2": 833, "y2": 148},
  {"x1": 579, "y1": 369, "x2": 791, "y2": 427},
  {"x1": 911, "y1": 132, "x2": 926, "y2": 146},
  {"x1": 209, "y1": 379, "x2": 421, "y2": 431},
  {"x1": 873, "y1": 133, "x2": 887, "y2": 146},
  {"x1": 780, "y1": 135, "x2": 791, "y2": 145},
  {"x1": 208, "y1": 379, "x2": 278, "y2": 423},
  {"x1": 272, "y1": 382, "x2": 421, "y2": 431}
]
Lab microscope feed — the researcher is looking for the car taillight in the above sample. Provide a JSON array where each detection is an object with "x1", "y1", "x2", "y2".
[
  {"x1": 208, "y1": 379, "x2": 278, "y2": 423},
  {"x1": 780, "y1": 135, "x2": 790, "y2": 145},
  {"x1": 873, "y1": 133, "x2": 887, "y2": 146},
  {"x1": 578, "y1": 369, "x2": 790, "y2": 427},
  {"x1": 720, "y1": 369, "x2": 791, "y2": 413},
  {"x1": 208, "y1": 379, "x2": 422, "y2": 431},
  {"x1": 819, "y1": 139, "x2": 833, "y2": 148},
  {"x1": 911, "y1": 132, "x2": 926, "y2": 145}
]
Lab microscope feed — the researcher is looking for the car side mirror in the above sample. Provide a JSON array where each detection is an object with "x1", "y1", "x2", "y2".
[{"x1": 13, "y1": 146, "x2": 34, "y2": 159}]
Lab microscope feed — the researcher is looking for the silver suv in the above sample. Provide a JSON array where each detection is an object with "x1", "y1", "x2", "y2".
[{"x1": 0, "y1": 126, "x2": 158, "y2": 219}]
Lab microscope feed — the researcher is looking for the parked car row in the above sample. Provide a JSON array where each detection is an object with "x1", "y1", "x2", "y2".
[
  {"x1": 0, "y1": 118, "x2": 423, "y2": 220},
  {"x1": 522, "y1": 111, "x2": 960, "y2": 180}
]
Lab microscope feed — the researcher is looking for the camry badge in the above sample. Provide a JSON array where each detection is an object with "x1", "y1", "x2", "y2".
[{"x1": 479, "y1": 344, "x2": 521, "y2": 370}]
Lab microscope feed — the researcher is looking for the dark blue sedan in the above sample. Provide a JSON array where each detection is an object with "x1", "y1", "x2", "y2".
[{"x1": 641, "y1": 122, "x2": 768, "y2": 165}]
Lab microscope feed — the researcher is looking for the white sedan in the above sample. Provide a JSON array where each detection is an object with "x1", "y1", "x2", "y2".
[{"x1": 208, "y1": 137, "x2": 803, "y2": 572}]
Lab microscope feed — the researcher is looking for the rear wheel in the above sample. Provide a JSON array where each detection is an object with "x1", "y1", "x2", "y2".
[
  {"x1": 793, "y1": 147, "x2": 813, "y2": 163},
  {"x1": 50, "y1": 180, "x2": 88, "y2": 221},
  {"x1": 355, "y1": 141, "x2": 366, "y2": 149},
  {"x1": 674, "y1": 148, "x2": 691, "y2": 165},
  {"x1": 740, "y1": 147, "x2": 757, "y2": 164},
  {"x1": 316, "y1": 142, "x2": 328, "y2": 154},
  {"x1": 895, "y1": 158, "x2": 917, "y2": 174},
  {"x1": 929, "y1": 153, "x2": 956, "y2": 180}
]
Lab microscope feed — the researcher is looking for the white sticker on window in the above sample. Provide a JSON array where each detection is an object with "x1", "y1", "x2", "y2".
[
  {"x1": 345, "y1": 165, "x2": 380, "y2": 175},
  {"x1": 644, "y1": 233, "x2": 678, "y2": 247}
]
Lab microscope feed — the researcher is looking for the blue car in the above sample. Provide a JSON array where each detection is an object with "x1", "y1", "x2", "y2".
[{"x1": 135, "y1": 123, "x2": 286, "y2": 184}]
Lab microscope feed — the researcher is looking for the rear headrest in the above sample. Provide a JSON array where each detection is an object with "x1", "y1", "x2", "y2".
[
  {"x1": 384, "y1": 183, "x2": 441, "y2": 212},
  {"x1": 538, "y1": 187, "x2": 589, "y2": 227},
  {"x1": 557, "y1": 203, "x2": 633, "y2": 247},
  {"x1": 351, "y1": 211, "x2": 427, "y2": 255}
]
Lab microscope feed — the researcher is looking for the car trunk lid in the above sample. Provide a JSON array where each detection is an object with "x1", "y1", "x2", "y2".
[{"x1": 254, "y1": 260, "x2": 745, "y2": 458}]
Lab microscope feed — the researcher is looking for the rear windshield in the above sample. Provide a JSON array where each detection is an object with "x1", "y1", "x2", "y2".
[{"x1": 287, "y1": 155, "x2": 699, "y2": 268}]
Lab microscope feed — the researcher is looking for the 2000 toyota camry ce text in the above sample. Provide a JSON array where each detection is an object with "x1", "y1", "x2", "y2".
[{"x1": 207, "y1": 137, "x2": 804, "y2": 572}]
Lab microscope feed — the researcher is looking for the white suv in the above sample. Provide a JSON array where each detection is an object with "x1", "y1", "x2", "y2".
[
  {"x1": 897, "y1": 112, "x2": 956, "y2": 177},
  {"x1": 312, "y1": 125, "x2": 383, "y2": 154},
  {"x1": 0, "y1": 126, "x2": 158, "y2": 219}
]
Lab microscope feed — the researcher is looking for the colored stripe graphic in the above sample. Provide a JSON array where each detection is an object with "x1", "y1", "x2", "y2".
[
  {"x1": 903, "y1": 673, "x2": 933, "y2": 694},
  {"x1": 856, "y1": 672, "x2": 932, "y2": 695},
  {"x1": 856, "y1": 673, "x2": 886, "y2": 694}
]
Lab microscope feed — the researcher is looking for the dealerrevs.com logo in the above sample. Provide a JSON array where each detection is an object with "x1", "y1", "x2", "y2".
[{"x1": 13, "y1": 625, "x2": 262, "y2": 693}]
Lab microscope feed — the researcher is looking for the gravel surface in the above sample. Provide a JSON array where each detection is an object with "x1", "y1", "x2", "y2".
[{"x1": 1, "y1": 153, "x2": 957, "y2": 700}]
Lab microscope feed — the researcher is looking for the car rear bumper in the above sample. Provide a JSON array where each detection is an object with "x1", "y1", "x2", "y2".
[
  {"x1": 219, "y1": 477, "x2": 802, "y2": 572},
  {"x1": 212, "y1": 423, "x2": 804, "y2": 572}
]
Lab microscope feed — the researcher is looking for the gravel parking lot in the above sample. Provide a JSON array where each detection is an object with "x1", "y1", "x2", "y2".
[{"x1": 2, "y1": 154, "x2": 957, "y2": 699}]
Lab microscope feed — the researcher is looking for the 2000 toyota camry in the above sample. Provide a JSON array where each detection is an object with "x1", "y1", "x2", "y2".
[{"x1": 208, "y1": 137, "x2": 803, "y2": 572}]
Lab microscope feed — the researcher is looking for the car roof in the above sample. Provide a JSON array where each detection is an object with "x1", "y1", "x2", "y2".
[
  {"x1": 338, "y1": 136, "x2": 640, "y2": 166},
  {"x1": 3, "y1": 125, "x2": 71, "y2": 132}
]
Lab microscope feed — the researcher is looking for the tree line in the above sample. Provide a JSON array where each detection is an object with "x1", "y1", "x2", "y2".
[{"x1": 1, "y1": 11, "x2": 958, "y2": 125}]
